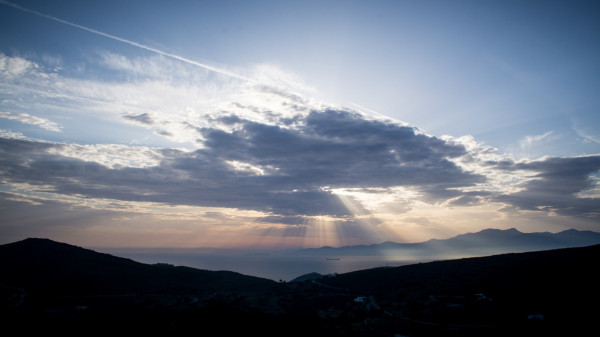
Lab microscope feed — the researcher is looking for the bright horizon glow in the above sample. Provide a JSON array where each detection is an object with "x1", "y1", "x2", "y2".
[{"x1": 1, "y1": 1, "x2": 599, "y2": 250}]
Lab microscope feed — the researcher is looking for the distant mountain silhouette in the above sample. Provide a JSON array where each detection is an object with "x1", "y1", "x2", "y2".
[
  {"x1": 1, "y1": 237, "x2": 599, "y2": 336},
  {"x1": 296, "y1": 228, "x2": 600, "y2": 258}
]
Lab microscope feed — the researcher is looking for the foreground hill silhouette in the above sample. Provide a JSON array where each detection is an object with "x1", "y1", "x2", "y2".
[
  {"x1": 1, "y1": 238, "x2": 599, "y2": 336},
  {"x1": 0, "y1": 238, "x2": 276, "y2": 295}
]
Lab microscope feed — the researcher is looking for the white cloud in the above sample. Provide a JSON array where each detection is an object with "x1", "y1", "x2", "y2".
[
  {"x1": 0, "y1": 111, "x2": 61, "y2": 132},
  {"x1": 46, "y1": 143, "x2": 165, "y2": 169},
  {"x1": 0, "y1": 54, "x2": 35, "y2": 78},
  {"x1": 225, "y1": 160, "x2": 280, "y2": 176},
  {"x1": 443, "y1": 135, "x2": 531, "y2": 194},
  {"x1": 0, "y1": 129, "x2": 30, "y2": 140},
  {"x1": 519, "y1": 131, "x2": 555, "y2": 149},
  {"x1": 573, "y1": 125, "x2": 600, "y2": 144},
  {"x1": 0, "y1": 53, "x2": 327, "y2": 147}
]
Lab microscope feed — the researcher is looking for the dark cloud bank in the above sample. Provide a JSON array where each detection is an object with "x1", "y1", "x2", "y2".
[{"x1": 1, "y1": 109, "x2": 599, "y2": 219}]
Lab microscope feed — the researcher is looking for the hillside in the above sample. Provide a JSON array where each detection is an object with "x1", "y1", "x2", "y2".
[
  {"x1": 1, "y1": 238, "x2": 599, "y2": 336},
  {"x1": 0, "y1": 238, "x2": 277, "y2": 295},
  {"x1": 317, "y1": 244, "x2": 600, "y2": 335}
]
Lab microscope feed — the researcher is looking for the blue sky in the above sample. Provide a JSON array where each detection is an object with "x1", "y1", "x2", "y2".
[{"x1": 1, "y1": 0, "x2": 599, "y2": 248}]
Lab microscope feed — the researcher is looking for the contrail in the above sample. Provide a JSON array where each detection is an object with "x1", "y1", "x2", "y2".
[
  {"x1": 0, "y1": 0, "x2": 252, "y2": 82},
  {"x1": 349, "y1": 102, "x2": 391, "y2": 120}
]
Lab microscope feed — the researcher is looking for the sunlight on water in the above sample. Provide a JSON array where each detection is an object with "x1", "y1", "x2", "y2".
[{"x1": 109, "y1": 251, "x2": 419, "y2": 281}]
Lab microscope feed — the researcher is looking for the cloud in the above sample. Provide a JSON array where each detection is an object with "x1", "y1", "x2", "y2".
[
  {"x1": 0, "y1": 53, "x2": 324, "y2": 147},
  {"x1": 257, "y1": 215, "x2": 307, "y2": 225},
  {"x1": 202, "y1": 109, "x2": 478, "y2": 190},
  {"x1": 438, "y1": 135, "x2": 600, "y2": 218},
  {"x1": 0, "y1": 111, "x2": 61, "y2": 132},
  {"x1": 447, "y1": 191, "x2": 492, "y2": 207},
  {"x1": 0, "y1": 0, "x2": 251, "y2": 82},
  {"x1": 48, "y1": 143, "x2": 164, "y2": 169},
  {"x1": 572, "y1": 124, "x2": 600, "y2": 144},
  {"x1": 492, "y1": 155, "x2": 600, "y2": 217},
  {"x1": 519, "y1": 131, "x2": 556, "y2": 149},
  {"x1": 0, "y1": 106, "x2": 486, "y2": 218},
  {"x1": 124, "y1": 112, "x2": 154, "y2": 125},
  {"x1": 1, "y1": 51, "x2": 598, "y2": 230},
  {"x1": 0, "y1": 129, "x2": 32, "y2": 140},
  {"x1": 0, "y1": 53, "x2": 35, "y2": 78}
]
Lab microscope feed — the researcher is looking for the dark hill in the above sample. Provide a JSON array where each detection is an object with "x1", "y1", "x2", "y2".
[
  {"x1": 320, "y1": 243, "x2": 600, "y2": 293},
  {"x1": 0, "y1": 238, "x2": 277, "y2": 295},
  {"x1": 1, "y1": 238, "x2": 599, "y2": 336},
  {"x1": 319, "y1": 244, "x2": 600, "y2": 335},
  {"x1": 290, "y1": 272, "x2": 323, "y2": 282}
]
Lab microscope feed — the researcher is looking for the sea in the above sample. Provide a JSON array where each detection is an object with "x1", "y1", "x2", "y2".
[{"x1": 102, "y1": 249, "x2": 420, "y2": 281}]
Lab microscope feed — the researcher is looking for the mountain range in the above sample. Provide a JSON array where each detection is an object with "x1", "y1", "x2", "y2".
[{"x1": 295, "y1": 228, "x2": 600, "y2": 258}]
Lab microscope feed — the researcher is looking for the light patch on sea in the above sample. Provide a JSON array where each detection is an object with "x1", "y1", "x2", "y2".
[{"x1": 102, "y1": 249, "x2": 421, "y2": 281}]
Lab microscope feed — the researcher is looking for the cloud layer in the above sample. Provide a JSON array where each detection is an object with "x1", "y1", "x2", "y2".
[
  {"x1": 2, "y1": 107, "x2": 598, "y2": 220},
  {"x1": 0, "y1": 108, "x2": 480, "y2": 217},
  {"x1": 1, "y1": 52, "x2": 599, "y2": 247}
]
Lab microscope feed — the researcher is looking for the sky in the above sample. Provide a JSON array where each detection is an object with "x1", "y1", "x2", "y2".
[{"x1": 1, "y1": 0, "x2": 599, "y2": 249}]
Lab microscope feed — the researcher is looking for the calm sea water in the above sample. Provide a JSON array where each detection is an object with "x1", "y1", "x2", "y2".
[{"x1": 105, "y1": 250, "x2": 419, "y2": 281}]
